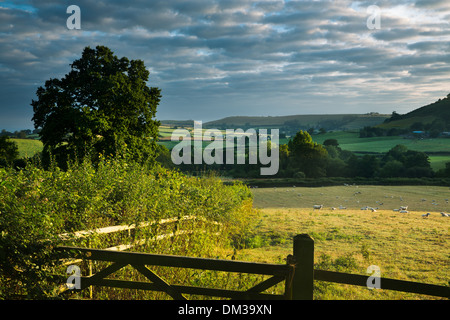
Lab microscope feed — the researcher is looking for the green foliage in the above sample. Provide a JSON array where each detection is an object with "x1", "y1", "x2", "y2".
[
  {"x1": 287, "y1": 130, "x2": 328, "y2": 178},
  {"x1": 293, "y1": 171, "x2": 306, "y2": 179},
  {"x1": 436, "y1": 162, "x2": 450, "y2": 177},
  {"x1": 0, "y1": 136, "x2": 19, "y2": 166},
  {"x1": 31, "y1": 45, "x2": 161, "y2": 168},
  {"x1": 323, "y1": 139, "x2": 339, "y2": 147},
  {"x1": 0, "y1": 157, "x2": 256, "y2": 299}
]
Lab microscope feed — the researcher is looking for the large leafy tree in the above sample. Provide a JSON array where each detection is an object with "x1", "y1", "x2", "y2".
[
  {"x1": 31, "y1": 45, "x2": 161, "y2": 167},
  {"x1": 288, "y1": 130, "x2": 328, "y2": 178}
]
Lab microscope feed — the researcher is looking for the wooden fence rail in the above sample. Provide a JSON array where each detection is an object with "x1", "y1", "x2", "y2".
[
  {"x1": 57, "y1": 246, "x2": 291, "y2": 300},
  {"x1": 56, "y1": 232, "x2": 449, "y2": 300}
]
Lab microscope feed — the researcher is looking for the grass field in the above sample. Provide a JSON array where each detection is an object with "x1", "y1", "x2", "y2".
[
  {"x1": 11, "y1": 138, "x2": 43, "y2": 158},
  {"x1": 157, "y1": 127, "x2": 450, "y2": 169},
  {"x1": 236, "y1": 185, "x2": 450, "y2": 299},
  {"x1": 312, "y1": 131, "x2": 450, "y2": 153},
  {"x1": 312, "y1": 131, "x2": 450, "y2": 170}
]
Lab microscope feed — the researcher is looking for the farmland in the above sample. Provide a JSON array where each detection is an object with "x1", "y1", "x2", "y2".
[
  {"x1": 312, "y1": 131, "x2": 450, "y2": 171},
  {"x1": 158, "y1": 125, "x2": 450, "y2": 171},
  {"x1": 10, "y1": 138, "x2": 43, "y2": 158},
  {"x1": 3, "y1": 128, "x2": 450, "y2": 300},
  {"x1": 237, "y1": 185, "x2": 450, "y2": 299},
  {"x1": 11, "y1": 125, "x2": 450, "y2": 172}
]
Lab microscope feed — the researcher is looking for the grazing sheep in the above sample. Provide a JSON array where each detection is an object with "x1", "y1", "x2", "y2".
[
  {"x1": 440, "y1": 212, "x2": 450, "y2": 217},
  {"x1": 393, "y1": 209, "x2": 399, "y2": 212},
  {"x1": 422, "y1": 213, "x2": 431, "y2": 218},
  {"x1": 313, "y1": 205, "x2": 323, "y2": 210},
  {"x1": 400, "y1": 206, "x2": 408, "y2": 210},
  {"x1": 371, "y1": 208, "x2": 377, "y2": 212},
  {"x1": 339, "y1": 205, "x2": 346, "y2": 209},
  {"x1": 400, "y1": 210, "x2": 409, "y2": 213}
]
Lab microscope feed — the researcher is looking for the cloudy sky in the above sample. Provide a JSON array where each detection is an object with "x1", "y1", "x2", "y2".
[{"x1": 1, "y1": 0, "x2": 450, "y2": 131}]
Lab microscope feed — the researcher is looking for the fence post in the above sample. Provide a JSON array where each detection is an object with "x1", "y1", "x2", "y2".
[{"x1": 292, "y1": 234, "x2": 314, "y2": 300}]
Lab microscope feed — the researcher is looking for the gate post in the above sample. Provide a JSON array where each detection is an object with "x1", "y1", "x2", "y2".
[{"x1": 292, "y1": 234, "x2": 314, "y2": 300}]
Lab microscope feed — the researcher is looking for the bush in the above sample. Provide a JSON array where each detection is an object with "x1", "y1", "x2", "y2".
[
  {"x1": 0, "y1": 156, "x2": 256, "y2": 299},
  {"x1": 293, "y1": 171, "x2": 306, "y2": 179}
]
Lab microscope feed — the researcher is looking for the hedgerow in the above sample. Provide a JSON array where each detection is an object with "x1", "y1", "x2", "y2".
[{"x1": 0, "y1": 156, "x2": 256, "y2": 299}]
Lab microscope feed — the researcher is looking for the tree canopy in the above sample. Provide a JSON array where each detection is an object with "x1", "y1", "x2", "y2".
[
  {"x1": 0, "y1": 136, "x2": 18, "y2": 165},
  {"x1": 31, "y1": 45, "x2": 161, "y2": 167},
  {"x1": 288, "y1": 130, "x2": 328, "y2": 178}
]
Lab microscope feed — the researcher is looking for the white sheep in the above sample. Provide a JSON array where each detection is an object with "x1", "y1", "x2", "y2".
[
  {"x1": 400, "y1": 210, "x2": 409, "y2": 213},
  {"x1": 313, "y1": 204, "x2": 323, "y2": 210},
  {"x1": 400, "y1": 206, "x2": 408, "y2": 210},
  {"x1": 440, "y1": 212, "x2": 449, "y2": 217}
]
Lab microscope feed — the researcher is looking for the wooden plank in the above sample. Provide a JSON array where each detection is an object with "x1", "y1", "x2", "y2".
[
  {"x1": 292, "y1": 234, "x2": 314, "y2": 300},
  {"x1": 314, "y1": 269, "x2": 450, "y2": 298},
  {"x1": 58, "y1": 215, "x2": 221, "y2": 240},
  {"x1": 83, "y1": 262, "x2": 128, "y2": 289},
  {"x1": 246, "y1": 275, "x2": 285, "y2": 293},
  {"x1": 56, "y1": 246, "x2": 290, "y2": 276},
  {"x1": 132, "y1": 264, "x2": 187, "y2": 300},
  {"x1": 77, "y1": 277, "x2": 285, "y2": 300}
]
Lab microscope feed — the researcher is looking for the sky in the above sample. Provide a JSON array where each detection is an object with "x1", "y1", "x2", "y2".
[{"x1": 1, "y1": 0, "x2": 450, "y2": 131}]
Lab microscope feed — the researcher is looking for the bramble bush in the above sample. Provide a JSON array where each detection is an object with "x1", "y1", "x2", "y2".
[{"x1": 0, "y1": 155, "x2": 257, "y2": 299}]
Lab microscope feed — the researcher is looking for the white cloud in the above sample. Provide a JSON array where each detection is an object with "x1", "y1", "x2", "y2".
[{"x1": 0, "y1": 0, "x2": 450, "y2": 130}]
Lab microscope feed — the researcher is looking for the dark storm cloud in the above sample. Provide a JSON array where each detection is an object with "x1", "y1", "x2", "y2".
[{"x1": 1, "y1": 0, "x2": 450, "y2": 130}]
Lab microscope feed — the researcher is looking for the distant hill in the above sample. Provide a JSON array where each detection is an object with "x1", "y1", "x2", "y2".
[
  {"x1": 203, "y1": 113, "x2": 390, "y2": 131},
  {"x1": 160, "y1": 120, "x2": 196, "y2": 127},
  {"x1": 379, "y1": 94, "x2": 450, "y2": 130}
]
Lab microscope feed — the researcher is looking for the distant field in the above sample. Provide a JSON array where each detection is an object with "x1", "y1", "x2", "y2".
[
  {"x1": 11, "y1": 138, "x2": 43, "y2": 158},
  {"x1": 158, "y1": 128, "x2": 450, "y2": 168},
  {"x1": 311, "y1": 131, "x2": 450, "y2": 169},
  {"x1": 429, "y1": 156, "x2": 450, "y2": 171},
  {"x1": 11, "y1": 129, "x2": 450, "y2": 170},
  {"x1": 159, "y1": 127, "x2": 450, "y2": 154},
  {"x1": 251, "y1": 185, "x2": 450, "y2": 212},
  {"x1": 312, "y1": 131, "x2": 450, "y2": 153},
  {"x1": 238, "y1": 185, "x2": 450, "y2": 299}
]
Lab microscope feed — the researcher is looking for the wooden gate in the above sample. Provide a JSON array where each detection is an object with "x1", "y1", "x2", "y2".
[
  {"x1": 57, "y1": 245, "x2": 294, "y2": 299},
  {"x1": 56, "y1": 234, "x2": 449, "y2": 300}
]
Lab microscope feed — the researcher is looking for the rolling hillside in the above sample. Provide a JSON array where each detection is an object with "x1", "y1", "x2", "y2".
[
  {"x1": 379, "y1": 94, "x2": 450, "y2": 129},
  {"x1": 203, "y1": 113, "x2": 390, "y2": 131}
]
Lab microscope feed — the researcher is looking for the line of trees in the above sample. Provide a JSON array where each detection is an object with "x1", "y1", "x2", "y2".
[{"x1": 0, "y1": 129, "x2": 41, "y2": 139}]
